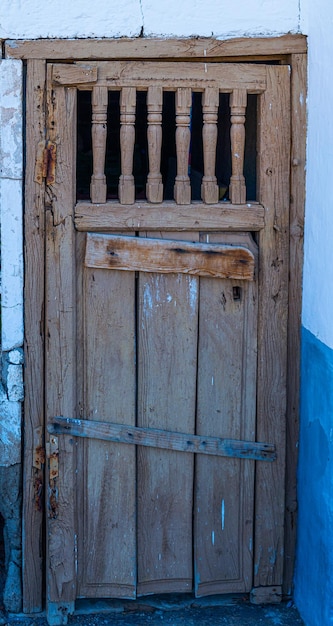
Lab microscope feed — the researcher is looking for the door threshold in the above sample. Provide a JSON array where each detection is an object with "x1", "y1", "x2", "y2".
[{"x1": 75, "y1": 593, "x2": 245, "y2": 615}]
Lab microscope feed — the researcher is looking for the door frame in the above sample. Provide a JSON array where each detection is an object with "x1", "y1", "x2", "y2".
[{"x1": 6, "y1": 34, "x2": 307, "y2": 612}]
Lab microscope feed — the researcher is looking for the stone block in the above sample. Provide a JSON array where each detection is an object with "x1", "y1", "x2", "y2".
[
  {"x1": 0, "y1": 60, "x2": 22, "y2": 180},
  {"x1": 8, "y1": 348, "x2": 24, "y2": 365},
  {"x1": 0, "y1": 385, "x2": 21, "y2": 467},
  {"x1": 0, "y1": 178, "x2": 23, "y2": 351},
  {"x1": 7, "y1": 363, "x2": 24, "y2": 402}
]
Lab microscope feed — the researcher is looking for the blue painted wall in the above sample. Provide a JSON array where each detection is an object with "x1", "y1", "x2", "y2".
[{"x1": 295, "y1": 327, "x2": 333, "y2": 626}]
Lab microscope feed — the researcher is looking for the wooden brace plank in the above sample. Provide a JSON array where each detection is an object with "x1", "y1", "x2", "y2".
[
  {"x1": 85, "y1": 234, "x2": 255, "y2": 280},
  {"x1": 48, "y1": 417, "x2": 276, "y2": 462},
  {"x1": 75, "y1": 201, "x2": 265, "y2": 232},
  {"x1": 5, "y1": 35, "x2": 307, "y2": 60}
]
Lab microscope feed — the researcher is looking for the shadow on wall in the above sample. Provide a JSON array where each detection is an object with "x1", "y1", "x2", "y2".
[
  {"x1": 0, "y1": 514, "x2": 5, "y2": 609},
  {"x1": 0, "y1": 465, "x2": 22, "y2": 614},
  {"x1": 0, "y1": 354, "x2": 24, "y2": 614}
]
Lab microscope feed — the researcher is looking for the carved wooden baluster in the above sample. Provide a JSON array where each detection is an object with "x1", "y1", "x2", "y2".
[
  {"x1": 201, "y1": 87, "x2": 219, "y2": 204},
  {"x1": 229, "y1": 89, "x2": 247, "y2": 204},
  {"x1": 174, "y1": 87, "x2": 192, "y2": 205},
  {"x1": 146, "y1": 86, "x2": 163, "y2": 203},
  {"x1": 119, "y1": 87, "x2": 136, "y2": 205},
  {"x1": 90, "y1": 86, "x2": 108, "y2": 204}
]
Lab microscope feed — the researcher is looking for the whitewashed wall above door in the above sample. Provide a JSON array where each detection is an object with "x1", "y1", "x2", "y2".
[{"x1": 0, "y1": 0, "x2": 300, "y2": 39}]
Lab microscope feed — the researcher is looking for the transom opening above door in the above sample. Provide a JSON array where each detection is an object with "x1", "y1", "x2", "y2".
[
  {"x1": 51, "y1": 61, "x2": 261, "y2": 207},
  {"x1": 76, "y1": 90, "x2": 257, "y2": 203}
]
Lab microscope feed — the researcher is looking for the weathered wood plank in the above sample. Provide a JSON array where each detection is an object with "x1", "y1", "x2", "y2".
[
  {"x1": 78, "y1": 261, "x2": 137, "y2": 598},
  {"x1": 50, "y1": 61, "x2": 267, "y2": 92},
  {"x1": 85, "y1": 234, "x2": 255, "y2": 280},
  {"x1": 45, "y1": 81, "x2": 77, "y2": 612},
  {"x1": 137, "y1": 255, "x2": 198, "y2": 594},
  {"x1": 194, "y1": 232, "x2": 258, "y2": 595},
  {"x1": 283, "y1": 52, "x2": 306, "y2": 596},
  {"x1": 75, "y1": 201, "x2": 265, "y2": 232},
  {"x1": 5, "y1": 34, "x2": 307, "y2": 60},
  {"x1": 23, "y1": 58, "x2": 46, "y2": 614},
  {"x1": 48, "y1": 416, "x2": 276, "y2": 461},
  {"x1": 253, "y1": 65, "x2": 290, "y2": 592},
  {"x1": 52, "y1": 64, "x2": 97, "y2": 85}
]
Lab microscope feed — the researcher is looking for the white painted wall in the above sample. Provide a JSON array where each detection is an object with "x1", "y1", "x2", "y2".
[
  {"x1": 0, "y1": 0, "x2": 300, "y2": 39},
  {"x1": 301, "y1": 0, "x2": 333, "y2": 350},
  {"x1": 0, "y1": 61, "x2": 23, "y2": 352},
  {"x1": 0, "y1": 60, "x2": 23, "y2": 466}
]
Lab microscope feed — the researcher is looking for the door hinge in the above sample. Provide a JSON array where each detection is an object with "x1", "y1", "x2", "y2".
[{"x1": 34, "y1": 140, "x2": 57, "y2": 186}]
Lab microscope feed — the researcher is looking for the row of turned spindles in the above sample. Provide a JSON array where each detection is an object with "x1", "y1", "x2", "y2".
[{"x1": 90, "y1": 85, "x2": 247, "y2": 205}]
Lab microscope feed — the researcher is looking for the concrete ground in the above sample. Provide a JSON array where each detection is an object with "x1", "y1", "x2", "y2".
[{"x1": 0, "y1": 596, "x2": 305, "y2": 626}]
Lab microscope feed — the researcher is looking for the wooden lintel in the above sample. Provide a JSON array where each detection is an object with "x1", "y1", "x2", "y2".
[
  {"x1": 75, "y1": 201, "x2": 265, "y2": 232},
  {"x1": 48, "y1": 416, "x2": 276, "y2": 462},
  {"x1": 85, "y1": 233, "x2": 256, "y2": 280},
  {"x1": 5, "y1": 34, "x2": 307, "y2": 60}
]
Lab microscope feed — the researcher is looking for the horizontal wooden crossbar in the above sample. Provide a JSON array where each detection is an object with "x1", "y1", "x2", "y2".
[
  {"x1": 48, "y1": 416, "x2": 276, "y2": 462},
  {"x1": 85, "y1": 234, "x2": 255, "y2": 279},
  {"x1": 75, "y1": 201, "x2": 265, "y2": 232},
  {"x1": 51, "y1": 61, "x2": 267, "y2": 92}
]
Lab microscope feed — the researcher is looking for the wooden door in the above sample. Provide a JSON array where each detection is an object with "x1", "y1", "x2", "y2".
[{"x1": 43, "y1": 60, "x2": 290, "y2": 624}]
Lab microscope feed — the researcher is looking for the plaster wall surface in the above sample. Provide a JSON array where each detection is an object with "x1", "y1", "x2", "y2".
[
  {"x1": 295, "y1": 328, "x2": 333, "y2": 626},
  {"x1": 295, "y1": 4, "x2": 333, "y2": 625},
  {"x1": 0, "y1": 0, "x2": 300, "y2": 39},
  {"x1": 301, "y1": 0, "x2": 333, "y2": 349},
  {"x1": 0, "y1": 60, "x2": 24, "y2": 466},
  {"x1": 0, "y1": 60, "x2": 23, "y2": 353},
  {"x1": 0, "y1": 60, "x2": 24, "y2": 613}
]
